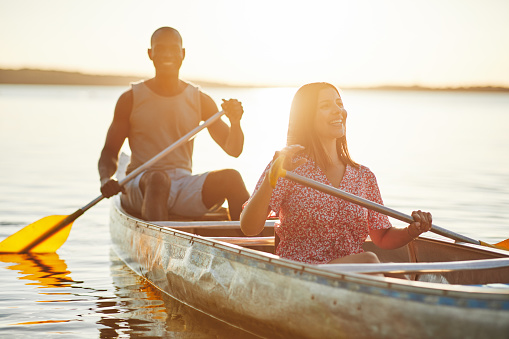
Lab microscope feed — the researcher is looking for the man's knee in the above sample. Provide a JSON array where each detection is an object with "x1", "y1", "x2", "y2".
[
  {"x1": 140, "y1": 171, "x2": 171, "y2": 193},
  {"x1": 224, "y1": 169, "x2": 245, "y2": 187},
  {"x1": 206, "y1": 169, "x2": 245, "y2": 190}
]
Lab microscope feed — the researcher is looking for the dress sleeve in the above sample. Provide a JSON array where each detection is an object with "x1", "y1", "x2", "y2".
[
  {"x1": 242, "y1": 160, "x2": 289, "y2": 216},
  {"x1": 363, "y1": 168, "x2": 392, "y2": 231}
]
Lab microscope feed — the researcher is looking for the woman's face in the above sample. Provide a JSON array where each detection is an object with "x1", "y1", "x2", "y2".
[{"x1": 314, "y1": 87, "x2": 347, "y2": 141}]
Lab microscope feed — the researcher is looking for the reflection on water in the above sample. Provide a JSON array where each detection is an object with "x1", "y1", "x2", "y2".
[
  {"x1": 0, "y1": 250, "x2": 257, "y2": 338},
  {"x1": 0, "y1": 252, "x2": 85, "y2": 336},
  {"x1": 104, "y1": 250, "x2": 258, "y2": 338},
  {"x1": 0, "y1": 253, "x2": 74, "y2": 288}
]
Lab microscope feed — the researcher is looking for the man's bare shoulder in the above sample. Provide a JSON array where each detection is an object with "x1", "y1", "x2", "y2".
[
  {"x1": 200, "y1": 91, "x2": 218, "y2": 120},
  {"x1": 114, "y1": 88, "x2": 134, "y2": 119}
]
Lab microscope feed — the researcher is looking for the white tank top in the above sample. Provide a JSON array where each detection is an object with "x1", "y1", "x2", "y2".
[{"x1": 126, "y1": 80, "x2": 201, "y2": 174}]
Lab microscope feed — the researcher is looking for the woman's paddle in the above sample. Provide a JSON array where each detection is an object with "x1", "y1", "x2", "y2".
[
  {"x1": 0, "y1": 110, "x2": 226, "y2": 253},
  {"x1": 269, "y1": 156, "x2": 509, "y2": 251}
]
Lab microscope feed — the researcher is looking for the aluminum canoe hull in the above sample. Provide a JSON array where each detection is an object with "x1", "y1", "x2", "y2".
[{"x1": 109, "y1": 197, "x2": 509, "y2": 339}]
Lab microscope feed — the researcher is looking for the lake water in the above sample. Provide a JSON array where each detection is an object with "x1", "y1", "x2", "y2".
[{"x1": 0, "y1": 84, "x2": 508, "y2": 338}]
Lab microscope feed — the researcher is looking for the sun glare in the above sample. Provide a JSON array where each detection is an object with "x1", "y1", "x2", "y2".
[{"x1": 0, "y1": 0, "x2": 508, "y2": 88}]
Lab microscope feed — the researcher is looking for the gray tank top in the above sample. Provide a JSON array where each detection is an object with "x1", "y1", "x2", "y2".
[{"x1": 126, "y1": 81, "x2": 201, "y2": 174}]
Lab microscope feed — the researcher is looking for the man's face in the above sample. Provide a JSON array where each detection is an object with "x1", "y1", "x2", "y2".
[{"x1": 148, "y1": 31, "x2": 185, "y2": 74}]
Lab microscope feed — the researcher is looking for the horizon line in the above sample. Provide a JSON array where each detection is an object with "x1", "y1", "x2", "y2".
[{"x1": 1, "y1": 67, "x2": 509, "y2": 92}]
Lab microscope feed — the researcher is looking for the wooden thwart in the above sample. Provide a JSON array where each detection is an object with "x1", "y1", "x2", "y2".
[
  {"x1": 154, "y1": 220, "x2": 276, "y2": 229},
  {"x1": 207, "y1": 236, "x2": 275, "y2": 247}
]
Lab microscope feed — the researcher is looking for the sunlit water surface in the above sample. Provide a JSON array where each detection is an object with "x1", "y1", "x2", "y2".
[{"x1": 1, "y1": 84, "x2": 508, "y2": 337}]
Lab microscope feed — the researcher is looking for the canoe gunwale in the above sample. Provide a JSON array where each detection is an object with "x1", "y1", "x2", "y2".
[{"x1": 111, "y1": 197, "x2": 509, "y2": 297}]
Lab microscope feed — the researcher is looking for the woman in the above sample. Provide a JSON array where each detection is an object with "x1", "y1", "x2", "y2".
[{"x1": 240, "y1": 82, "x2": 432, "y2": 265}]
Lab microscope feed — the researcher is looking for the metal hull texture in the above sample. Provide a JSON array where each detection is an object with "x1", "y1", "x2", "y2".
[{"x1": 109, "y1": 198, "x2": 509, "y2": 339}]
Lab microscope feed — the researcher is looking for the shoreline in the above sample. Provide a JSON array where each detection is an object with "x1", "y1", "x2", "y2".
[{"x1": 1, "y1": 68, "x2": 508, "y2": 92}]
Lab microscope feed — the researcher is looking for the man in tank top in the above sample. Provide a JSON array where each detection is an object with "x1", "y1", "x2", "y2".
[{"x1": 98, "y1": 26, "x2": 249, "y2": 221}]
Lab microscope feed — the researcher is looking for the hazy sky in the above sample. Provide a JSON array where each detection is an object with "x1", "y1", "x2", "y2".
[{"x1": 1, "y1": 0, "x2": 508, "y2": 87}]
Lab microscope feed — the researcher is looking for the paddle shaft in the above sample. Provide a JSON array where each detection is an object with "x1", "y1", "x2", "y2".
[
  {"x1": 20, "y1": 110, "x2": 226, "y2": 252},
  {"x1": 284, "y1": 171, "x2": 481, "y2": 246},
  {"x1": 319, "y1": 257, "x2": 509, "y2": 274},
  {"x1": 83, "y1": 110, "x2": 225, "y2": 211}
]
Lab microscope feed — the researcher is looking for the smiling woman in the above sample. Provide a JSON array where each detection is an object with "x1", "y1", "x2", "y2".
[{"x1": 240, "y1": 82, "x2": 433, "y2": 269}]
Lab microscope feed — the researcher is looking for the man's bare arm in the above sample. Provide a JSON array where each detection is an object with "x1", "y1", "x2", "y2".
[
  {"x1": 201, "y1": 92, "x2": 244, "y2": 157},
  {"x1": 98, "y1": 90, "x2": 132, "y2": 197}
]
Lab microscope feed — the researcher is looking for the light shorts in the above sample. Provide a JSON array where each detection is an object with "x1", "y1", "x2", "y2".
[{"x1": 120, "y1": 168, "x2": 220, "y2": 218}]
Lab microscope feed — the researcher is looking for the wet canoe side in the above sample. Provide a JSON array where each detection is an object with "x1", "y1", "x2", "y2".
[{"x1": 109, "y1": 198, "x2": 509, "y2": 339}]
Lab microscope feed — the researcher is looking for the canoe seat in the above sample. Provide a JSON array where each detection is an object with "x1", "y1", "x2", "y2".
[
  {"x1": 123, "y1": 204, "x2": 231, "y2": 221},
  {"x1": 207, "y1": 236, "x2": 275, "y2": 247}
]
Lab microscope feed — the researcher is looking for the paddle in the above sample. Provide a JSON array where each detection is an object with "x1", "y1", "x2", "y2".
[
  {"x1": 0, "y1": 110, "x2": 226, "y2": 253},
  {"x1": 268, "y1": 156, "x2": 509, "y2": 251},
  {"x1": 319, "y1": 258, "x2": 509, "y2": 274}
]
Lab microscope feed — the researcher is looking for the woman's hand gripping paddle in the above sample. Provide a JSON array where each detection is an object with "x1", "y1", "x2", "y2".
[{"x1": 268, "y1": 154, "x2": 509, "y2": 251}]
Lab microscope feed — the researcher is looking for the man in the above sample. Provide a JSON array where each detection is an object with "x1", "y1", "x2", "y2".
[{"x1": 98, "y1": 26, "x2": 249, "y2": 221}]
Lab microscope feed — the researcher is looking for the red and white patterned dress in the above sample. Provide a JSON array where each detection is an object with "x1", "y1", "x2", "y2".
[{"x1": 249, "y1": 154, "x2": 392, "y2": 264}]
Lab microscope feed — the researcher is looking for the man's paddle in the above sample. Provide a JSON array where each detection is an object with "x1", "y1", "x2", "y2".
[
  {"x1": 0, "y1": 110, "x2": 226, "y2": 253},
  {"x1": 268, "y1": 156, "x2": 509, "y2": 251}
]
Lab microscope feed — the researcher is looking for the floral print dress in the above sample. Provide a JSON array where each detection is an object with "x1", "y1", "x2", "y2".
[{"x1": 250, "y1": 154, "x2": 392, "y2": 264}]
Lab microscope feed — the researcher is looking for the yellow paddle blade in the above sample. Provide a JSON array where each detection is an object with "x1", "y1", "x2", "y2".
[
  {"x1": 269, "y1": 156, "x2": 287, "y2": 188},
  {"x1": 0, "y1": 215, "x2": 73, "y2": 253}
]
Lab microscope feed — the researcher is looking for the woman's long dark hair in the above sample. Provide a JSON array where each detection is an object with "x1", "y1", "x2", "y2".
[{"x1": 286, "y1": 82, "x2": 358, "y2": 169}]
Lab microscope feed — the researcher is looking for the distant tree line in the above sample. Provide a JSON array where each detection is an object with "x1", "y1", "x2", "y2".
[
  {"x1": 0, "y1": 68, "x2": 507, "y2": 91},
  {"x1": 0, "y1": 68, "x2": 242, "y2": 88},
  {"x1": 0, "y1": 68, "x2": 145, "y2": 86}
]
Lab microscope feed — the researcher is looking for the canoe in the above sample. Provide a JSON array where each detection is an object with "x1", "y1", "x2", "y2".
[{"x1": 109, "y1": 196, "x2": 509, "y2": 339}]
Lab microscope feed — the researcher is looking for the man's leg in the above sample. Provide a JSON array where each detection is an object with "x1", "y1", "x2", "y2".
[
  {"x1": 139, "y1": 170, "x2": 171, "y2": 221},
  {"x1": 202, "y1": 169, "x2": 250, "y2": 221}
]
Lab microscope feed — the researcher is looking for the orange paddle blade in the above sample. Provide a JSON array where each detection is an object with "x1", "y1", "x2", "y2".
[
  {"x1": 0, "y1": 215, "x2": 73, "y2": 253},
  {"x1": 495, "y1": 238, "x2": 509, "y2": 251}
]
